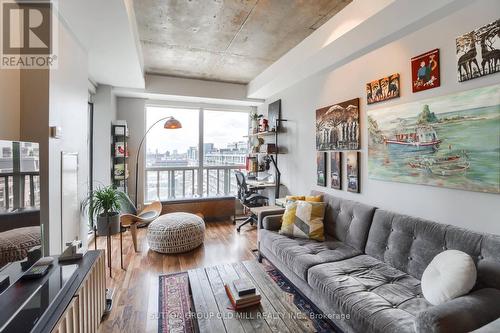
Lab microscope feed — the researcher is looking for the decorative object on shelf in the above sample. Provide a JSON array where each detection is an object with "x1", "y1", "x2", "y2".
[
  {"x1": 134, "y1": 116, "x2": 182, "y2": 207},
  {"x1": 346, "y1": 151, "x2": 360, "y2": 193},
  {"x1": 259, "y1": 117, "x2": 269, "y2": 132},
  {"x1": 366, "y1": 73, "x2": 400, "y2": 104},
  {"x1": 259, "y1": 143, "x2": 277, "y2": 154},
  {"x1": 367, "y1": 84, "x2": 499, "y2": 194},
  {"x1": 316, "y1": 98, "x2": 360, "y2": 150},
  {"x1": 58, "y1": 239, "x2": 85, "y2": 262},
  {"x1": 268, "y1": 99, "x2": 281, "y2": 131},
  {"x1": 457, "y1": 18, "x2": 500, "y2": 82},
  {"x1": 114, "y1": 142, "x2": 128, "y2": 157},
  {"x1": 330, "y1": 152, "x2": 342, "y2": 190},
  {"x1": 412, "y1": 48, "x2": 440, "y2": 93},
  {"x1": 250, "y1": 112, "x2": 262, "y2": 134},
  {"x1": 316, "y1": 152, "x2": 327, "y2": 186}
]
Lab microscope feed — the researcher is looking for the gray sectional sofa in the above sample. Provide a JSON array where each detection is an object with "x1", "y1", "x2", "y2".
[{"x1": 257, "y1": 191, "x2": 500, "y2": 333}]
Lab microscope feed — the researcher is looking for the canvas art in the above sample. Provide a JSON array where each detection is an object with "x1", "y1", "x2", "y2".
[
  {"x1": 411, "y1": 49, "x2": 440, "y2": 93},
  {"x1": 368, "y1": 84, "x2": 500, "y2": 194},
  {"x1": 456, "y1": 19, "x2": 500, "y2": 82},
  {"x1": 268, "y1": 99, "x2": 281, "y2": 131},
  {"x1": 316, "y1": 98, "x2": 360, "y2": 150},
  {"x1": 316, "y1": 152, "x2": 327, "y2": 186},
  {"x1": 346, "y1": 152, "x2": 360, "y2": 193},
  {"x1": 330, "y1": 152, "x2": 342, "y2": 190},
  {"x1": 366, "y1": 73, "x2": 400, "y2": 104}
]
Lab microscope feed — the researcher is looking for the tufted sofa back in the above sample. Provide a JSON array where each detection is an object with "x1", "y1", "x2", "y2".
[
  {"x1": 311, "y1": 191, "x2": 376, "y2": 252},
  {"x1": 365, "y1": 209, "x2": 500, "y2": 289}
]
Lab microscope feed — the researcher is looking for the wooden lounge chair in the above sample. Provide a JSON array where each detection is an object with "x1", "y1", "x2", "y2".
[{"x1": 120, "y1": 201, "x2": 162, "y2": 252}]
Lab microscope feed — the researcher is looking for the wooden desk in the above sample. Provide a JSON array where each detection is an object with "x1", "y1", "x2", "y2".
[
  {"x1": 246, "y1": 180, "x2": 276, "y2": 188},
  {"x1": 249, "y1": 205, "x2": 283, "y2": 216}
]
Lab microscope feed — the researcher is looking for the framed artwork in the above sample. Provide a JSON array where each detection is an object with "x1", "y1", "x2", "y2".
[
  {"x1": 367, "y1": 84, "x2": 500, "y2": 194},
  {"x1": 366, "y1": 73, "x2": 400, "y2": 104},
  {"x1": 330, "y1": 152, "x2": 342, "y2": 190},
  {"x1": 316, "y1": 152, "x2": 327, "y2": 186},
  {"x1": 346, "y1": 151, "x2": 360, "y2": 193},
  {"x1": 268, "y1": 99, "x2": 282, "y2": 131},
  {"x1": 456, "y1": 19, "x2": 500, "y2": 82},
  {"x1": 316, "y1": 98, "x2": 360, "y2": 150},
  {"x1": 411, "y1": 49, "x2": 440, "y2": 93}
]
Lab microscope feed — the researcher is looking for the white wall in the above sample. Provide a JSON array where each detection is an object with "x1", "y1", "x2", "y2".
[
  {"x1": 0, "y1": 70, "x2": 20, "y2": 140},
  {"x1": 20, "y1": 18, "x2": 89, "y2": 255},
  {"x1": 48, "y1": 21, "x2": 89, "y2": 254},
  {"x1": 93, "y1": 85, "x2": 117, "y2": 187},
  {"x1": 116, "y1": 97, "x2": 146, "y2": 207},
  {"x1": 260, "y1": 0, "x2": 500, "y2": 235}
]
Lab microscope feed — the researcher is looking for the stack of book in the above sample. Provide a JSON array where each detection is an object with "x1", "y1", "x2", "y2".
[{"x1": 224, "y1": 278, "x2": 261, "y2": 310}]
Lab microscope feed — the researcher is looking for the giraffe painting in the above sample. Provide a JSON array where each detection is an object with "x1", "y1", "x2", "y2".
[{"x1": 457, "y1": 19, "x2": 500, "y2": 82}]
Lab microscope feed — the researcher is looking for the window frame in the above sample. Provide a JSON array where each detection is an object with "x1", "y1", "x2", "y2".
[{"x1": 144, "y1": 102, "x2": 251, "y2": 201}]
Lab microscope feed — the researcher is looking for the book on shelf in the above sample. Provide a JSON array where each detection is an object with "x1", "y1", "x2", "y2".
[
  {"x1": 114, "y1": 164, "x2": 129, "y2": 180},
  {"x1": 224, "y1": 282, "x2": 260, "y2": 310},
  {"x1": 114, "y1": 142, "x2": 128, "y2": 157}
]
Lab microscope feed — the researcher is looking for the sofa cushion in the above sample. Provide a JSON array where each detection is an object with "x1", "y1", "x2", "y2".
[
  {"x1": 311, "y1": 191, "x2": 376, "y2": 252},
  {"x1": 308, "y1": 255, "x2": 432, "y2": 333},
  {"x1": 421, "y1": 250, "x2": 477, "y2": 305},
  {"x1": 365, "y1": 209, "x2": 500, "y2": 287},
  {"x1": 279, "y1": 200, "x2": 326, "y2": 241},
  {"x1": 260, "y1": 229, "x2": 361, "y2": 281},
  {"x1": 365, "y1": 209, "x2": 447, "y2": 280}
]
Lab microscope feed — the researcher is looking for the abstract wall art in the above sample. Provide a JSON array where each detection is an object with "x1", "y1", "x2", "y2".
[
  {"x1": 317, "y1": 152, "x2": 327, "y2": 187},
  {"x1": 366, "y1": 73, "x2": 400, "y2": 104},
  {"x1": 346, "y1": 151, "x2": 360, "y2": 193},
  {"x1": 368, "y1": 84, "x2": 500, "y2": 194},
  {"x1": 316, "y1": 98, "x2": 360, "y2": 150},
  {"x1": 411, "y1": 49, "x2": 440, "y2": 93},
  {"x1": 456, "y1": 19, "x2": 500, "y2": 82},
  {"x1": 330, "y1": 152, "x2": 342, "y2": 190}
]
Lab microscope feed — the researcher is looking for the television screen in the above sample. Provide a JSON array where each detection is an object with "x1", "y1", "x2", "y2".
[{"x1": 0, "y1": 140, "x2": 41, "y2": 291}]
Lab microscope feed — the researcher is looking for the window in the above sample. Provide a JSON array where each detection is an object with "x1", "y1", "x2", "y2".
[{"x1": 145, "y1": 106, "x2": 248, "y2": 201}]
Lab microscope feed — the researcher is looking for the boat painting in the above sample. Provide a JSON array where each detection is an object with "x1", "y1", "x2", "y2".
[
  {"x1": 368, "y1": 84, "x2": 499, "y2": 194},
  {"x1": 385, "y1": 124, "x2": 441, "y2": 152}
]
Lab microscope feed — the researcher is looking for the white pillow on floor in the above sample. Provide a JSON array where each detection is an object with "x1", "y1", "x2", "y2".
[{"x1": 421, "y1": 250, "x2": 477, "y2": 305}]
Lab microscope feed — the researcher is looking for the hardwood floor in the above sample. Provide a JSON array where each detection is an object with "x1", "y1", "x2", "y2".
[{"x1": 92, "y1": 220, "x2": 258, "y2": 333}]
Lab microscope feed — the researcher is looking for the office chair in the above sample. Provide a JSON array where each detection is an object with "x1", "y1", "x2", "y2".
[{"x1": 234, "y1": 171, "x2": 268, "y2": 232}]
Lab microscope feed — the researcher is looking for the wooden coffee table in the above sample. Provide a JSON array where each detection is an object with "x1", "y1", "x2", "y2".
[{"x1": 188, "y1": 260, "x2": 317, "y2": 333}]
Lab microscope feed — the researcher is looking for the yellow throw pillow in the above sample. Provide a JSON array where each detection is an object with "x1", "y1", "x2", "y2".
[
  {"x1": 286, "y1": 195, "x2": 305, "y2": 201},
  {"x1": 279, "y1": 201, "x2": 326, "y2": 241},
  {"x1": 305, "y1": 195, "x2": 323, "y2": 202}
]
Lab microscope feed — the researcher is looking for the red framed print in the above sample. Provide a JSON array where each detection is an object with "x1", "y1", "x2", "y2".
[{"x1": 411, "y1": 49, "x2": 440, "y2": 93}]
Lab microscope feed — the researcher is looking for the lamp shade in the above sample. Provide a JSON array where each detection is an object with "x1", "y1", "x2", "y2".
[{"x1": 164, "y1": 117, "x2": 182, "y2": 129}]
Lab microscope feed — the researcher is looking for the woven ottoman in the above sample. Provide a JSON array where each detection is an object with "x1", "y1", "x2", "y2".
[{"x1": 147, "y1": 212, "x2": 205, "y2": 254}]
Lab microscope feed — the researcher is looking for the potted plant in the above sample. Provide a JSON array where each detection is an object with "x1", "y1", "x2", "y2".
[
  {"x1": 250, "y1": 112, "x2": 263, "y2": 134},
  {"x1": 82, "y1": 186, "x2": 128, "y2": 236}
]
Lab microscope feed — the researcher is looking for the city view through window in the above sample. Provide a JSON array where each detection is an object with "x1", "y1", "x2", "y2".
[{"x1": 145, "y1": 106, "x2": 248, "y2": 201}]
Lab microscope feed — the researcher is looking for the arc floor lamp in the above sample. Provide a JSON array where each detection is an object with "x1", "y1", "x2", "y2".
[{"x1": 134, "y1": 116, "x2": 182, "y2": 207}]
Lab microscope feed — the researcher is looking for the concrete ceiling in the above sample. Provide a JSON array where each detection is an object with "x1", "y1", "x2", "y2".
[{"x1": 134, "y1": 0, "x2": 352, "y2": 84}]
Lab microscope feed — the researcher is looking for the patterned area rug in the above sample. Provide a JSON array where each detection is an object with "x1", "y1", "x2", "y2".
[
  {"x1": 158, "y1": 260, "x2": 339, "y2": 333},
  {"x1": 158, "y1": 272, "x2": 194, "y2": 333}
]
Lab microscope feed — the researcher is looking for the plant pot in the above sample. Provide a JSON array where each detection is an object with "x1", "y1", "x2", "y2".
[
  {"x1": 96, "y1": 212, "x2": 120, "y2": 236},
  {"x1": 251, "y1": 120, "x2": 259, "y2": 133}
]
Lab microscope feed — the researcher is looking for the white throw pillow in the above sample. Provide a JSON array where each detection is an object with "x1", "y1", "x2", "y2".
[{"x1": 421, "y1": 250, "x2": 477, "y2": 305}]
